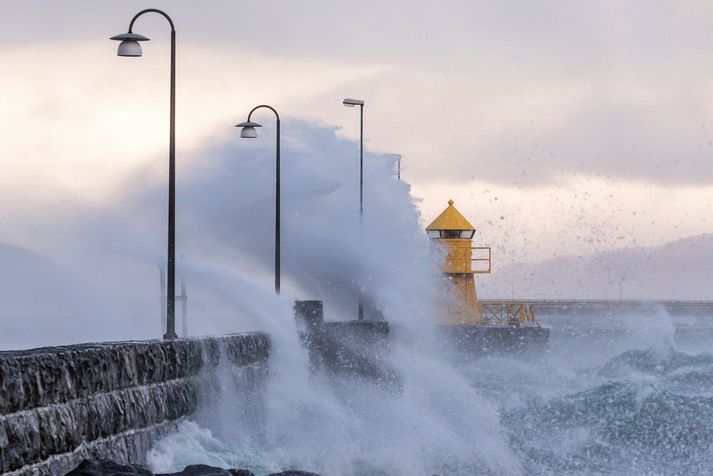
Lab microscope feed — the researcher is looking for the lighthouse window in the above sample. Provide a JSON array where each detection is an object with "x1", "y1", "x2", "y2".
[{"x1": 427, "y1": 229, "x2": 475, "y2": 238}]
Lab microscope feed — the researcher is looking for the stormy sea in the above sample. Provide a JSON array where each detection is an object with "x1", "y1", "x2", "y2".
[{"x1": 144, "y1": 309, "x2": 713, "y2": 476}]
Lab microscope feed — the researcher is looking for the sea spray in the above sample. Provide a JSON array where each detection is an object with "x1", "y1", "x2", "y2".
[
  {"x1": 10, "y1": 118, "x2": 713, "y2": 474},
  {"x1": 473, "y1": 310, "x2": 713, "y2": 475},
  {"x1": 144, "y1": 123, "x2": 521, "y2": 475}
]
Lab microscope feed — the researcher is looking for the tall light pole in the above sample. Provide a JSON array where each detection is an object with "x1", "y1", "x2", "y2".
[
  {"x1": 111, "y1": 9, "x2": 178, "y2": 339},
  {"x1": 343, "y1": 98, "x2": 365, "y2": 320},
  {"x1": 236, "y1": 105, "x2": 281, "y2": 295},
  {"x1": 343, "y1": 98, "x2": 365, "y2": 218}
]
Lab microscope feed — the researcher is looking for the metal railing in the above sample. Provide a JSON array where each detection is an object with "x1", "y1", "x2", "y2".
[
  {"x1": 443, "y1": 246, "x2": 492, "y2": 274},
  {"x1": 440, "y1": 298, "x2": 539, "y2": 327},
  {"x1": 476, "y1": 301, "x2": 538, "y2": 326}
]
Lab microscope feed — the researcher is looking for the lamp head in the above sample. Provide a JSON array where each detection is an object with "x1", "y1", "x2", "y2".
[
  {"x1": 236, "y1": 120, "x2": 262, "y2": 138},
  {"x1": 343, "y1": 98, "x2": 364, "y2": 107},
  {"x1": 110, "y1": 32, "x2": 150, "y2": 57}
]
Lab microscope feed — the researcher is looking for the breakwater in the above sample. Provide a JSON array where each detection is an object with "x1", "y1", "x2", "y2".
[
  {"x1": 524, "y1": 299, "x2": 713, "y2": 315},
  {"x1": 0, "y1": 334, "x2": 269, "y2": 476}
]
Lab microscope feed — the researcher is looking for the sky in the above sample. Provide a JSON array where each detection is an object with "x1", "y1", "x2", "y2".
[{"x1": 2, "y1": 1, "x2": 713, "y2": 272}]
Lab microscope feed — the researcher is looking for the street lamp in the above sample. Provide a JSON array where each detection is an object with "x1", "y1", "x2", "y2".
[
  {"x1": 343, "y1": 98, "x2": 365, "y2": 217},
  {"x1": 111, "y1": 9, "x2": 178, "y2": 340},
  {"x1": 343, "y1": 98, "x2": 365, "y2": 320},
  {"x1": 236, "y1": 105, "x2": 281, "y2": 295}
]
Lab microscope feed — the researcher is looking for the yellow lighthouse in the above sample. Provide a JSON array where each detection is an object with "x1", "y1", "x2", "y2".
[
  {"x1": 427, "y1": 199, "x2": 540, "y2": 328},
  {"x1": 426, "y1": 199, "x2": 491, "y2": 325}
]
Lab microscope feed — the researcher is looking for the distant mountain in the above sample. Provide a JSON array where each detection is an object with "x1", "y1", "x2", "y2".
[{"x1": 478, "y1": 234, "x2": 713, "y2": 300}]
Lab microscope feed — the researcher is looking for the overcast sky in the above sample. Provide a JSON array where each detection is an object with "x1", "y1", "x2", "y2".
[{"x1": 3, "y1": 0, "x2": 713, "y2": 263}]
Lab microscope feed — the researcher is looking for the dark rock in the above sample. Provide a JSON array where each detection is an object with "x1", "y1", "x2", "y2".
[
  {"x1": 66, "y1": 460, "x2": 320, "y2": 476},
  {"x1": 267, "y1": 471, "x2": 322, "y2": 476},
  {"x1": 158, "y1": 464, "x2": 232, "y2": 476},
  {"x1": 65, "y1": 458, "x2": 153, "y2": 476}
]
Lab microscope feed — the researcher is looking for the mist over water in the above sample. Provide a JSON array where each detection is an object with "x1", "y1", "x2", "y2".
[
  {"x1": 144, "y1": 309, "x2": 713, "y2": 476},
  {"x1": 4, "y1": 120, "x2": 713, "y2": 474}
]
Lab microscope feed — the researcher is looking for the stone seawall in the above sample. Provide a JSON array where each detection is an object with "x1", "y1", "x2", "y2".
[{"x1": 0, "y1": 334, "x2": 270, "y2": 476}]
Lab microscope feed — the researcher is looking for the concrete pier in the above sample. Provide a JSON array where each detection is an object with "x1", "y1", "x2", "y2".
[
  {"x1": 0, "y1": 334, "x2": 269, "y2": 475},
  {"x1": 295, "y1": 301, "x2": 395, "y2": 382}
]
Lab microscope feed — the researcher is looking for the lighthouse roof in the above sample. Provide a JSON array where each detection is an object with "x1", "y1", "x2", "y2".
[{"x1": 426, "y1": 199, "x2": 475, "y2": 231}]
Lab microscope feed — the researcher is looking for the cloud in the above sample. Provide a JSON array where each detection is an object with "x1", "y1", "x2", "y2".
[
  {"x1": 2, "y1": 0, "x2": 713, "y2": 327},
  {"x1": 5, "y1": 1, "x2": 713, "y2": 189},
  {"x1": 472, "y1": 80, "x2": 713, "y2": 185}
]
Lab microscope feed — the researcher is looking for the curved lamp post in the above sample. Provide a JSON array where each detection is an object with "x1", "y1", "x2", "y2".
[
  {"x1": 343, "y1": 98, "x2": 365, "y2": 319},
  {"x1": 236, "y1": 105, "x2": 281, "y2": 295},
  {"x1": 111, "y1": 9, "x2": 178, "y2": 339}
]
